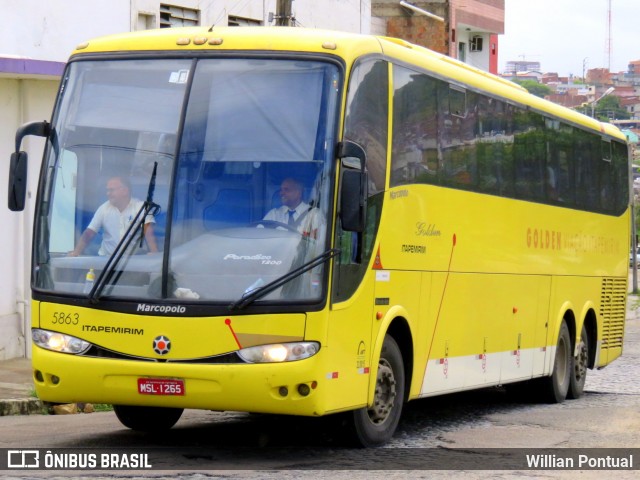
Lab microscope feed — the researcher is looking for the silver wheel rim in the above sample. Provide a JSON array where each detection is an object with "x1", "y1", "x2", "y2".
[
  {"x1": 574, "y1": 339, "x2": 588, "y2": 382},
  {"x1": 368, "y1": 358, "x2": 397, "y2": 425}
]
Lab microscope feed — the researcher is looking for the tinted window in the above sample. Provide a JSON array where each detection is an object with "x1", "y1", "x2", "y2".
[
  {"x1": 334, "y1": 59, "x2": 389, "y2": 302},
  {"x1": 389, "y1": 64, "x2": 628, "y2": 216}
]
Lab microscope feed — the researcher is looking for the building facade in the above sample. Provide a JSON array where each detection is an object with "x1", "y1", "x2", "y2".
[
  {"x1": 371, "y1": 0, "x2": 505, "y2": 74},
  {"x1": 504, "y1": 60, "x2": 541, "y2": 75}
]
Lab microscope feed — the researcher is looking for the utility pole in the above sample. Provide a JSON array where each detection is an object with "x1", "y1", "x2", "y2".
[
  {"x1": 605, "y1": 0, "x2": 612, "y2": 71},
  {"x1": 276, "y1": 0, "x2": 293, "y2": 26}
]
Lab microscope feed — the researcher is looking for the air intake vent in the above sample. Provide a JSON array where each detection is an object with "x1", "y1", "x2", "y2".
[{"x1": 600, "y1": 277, "x2": 626, "y2": 350}]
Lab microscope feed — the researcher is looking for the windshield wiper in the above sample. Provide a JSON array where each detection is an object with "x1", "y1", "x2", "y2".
[
  {"x1": 88, "y1": 162, "x2": 160, "y2": 302},
  {"x1": 229, "y1": 248, "x2": 340, "y2": 310}
]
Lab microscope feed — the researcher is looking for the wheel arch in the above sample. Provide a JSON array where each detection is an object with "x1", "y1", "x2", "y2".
[
  {"x1": 369, "y1": 310, "x2": 414, "y2": 405},
  {"x1": 562, "y1": 308, "x2": 577, "y2": 348},
  {"x1": 581, "y1": 307, "x2": 598, "y2": 369},
  {"x1": 554, "y1": 302, "x2": 576, "y2": 348},
  {"x1": 386, "y1": 316, "x2": 413, "y2": 403}
]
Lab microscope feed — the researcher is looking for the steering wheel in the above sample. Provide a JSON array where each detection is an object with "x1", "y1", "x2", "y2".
[{"x1": 249, "y1": 220, "x2": 300, "y2": 233}]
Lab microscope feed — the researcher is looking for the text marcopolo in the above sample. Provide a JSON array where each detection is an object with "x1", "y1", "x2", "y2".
[{"x1": 137, "y1": 304, "x2": 186, "y2": 314}]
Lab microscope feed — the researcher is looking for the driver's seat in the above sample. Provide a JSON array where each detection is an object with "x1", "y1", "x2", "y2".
[{"x1": 203, "y1": 189, "x2": 252, "y2": 230}]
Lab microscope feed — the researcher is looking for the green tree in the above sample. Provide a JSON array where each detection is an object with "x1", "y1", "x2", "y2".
[
  {"x1": 514, "y1": 80, "x2": 552, "y2": 98},
  {"x1": 593, "y1": 95, "x2": 629, "y2": 121}
]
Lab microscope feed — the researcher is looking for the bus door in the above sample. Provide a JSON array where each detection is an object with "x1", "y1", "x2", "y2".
[{"x1": 326, "y1": 241, "x2": 376, "y2": 412}]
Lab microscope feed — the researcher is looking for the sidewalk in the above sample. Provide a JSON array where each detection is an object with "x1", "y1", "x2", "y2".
[{"x1": 0, "y1": 357, "x2": 43, "y2": 416}]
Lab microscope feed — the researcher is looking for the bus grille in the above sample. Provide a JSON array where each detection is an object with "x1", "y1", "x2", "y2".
[
  {"x1": 600, "y1": 277, "x2": 626, "y2": 350},
  {"x1": 84, "y1": 346, "x2": 243, "y2": 363}
]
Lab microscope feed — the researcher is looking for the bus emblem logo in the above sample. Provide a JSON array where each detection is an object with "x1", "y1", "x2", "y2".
[{"x1": 153, "y1": 335, "x2": 171, "y2": 355}]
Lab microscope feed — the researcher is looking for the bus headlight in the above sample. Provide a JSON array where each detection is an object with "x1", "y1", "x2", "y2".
[
  {"x1": 237, "y1": 342, "x2": 320, "y2": 363},
  {"x1": 32, "y1": 329, "x2": 91, "y2": 354}
]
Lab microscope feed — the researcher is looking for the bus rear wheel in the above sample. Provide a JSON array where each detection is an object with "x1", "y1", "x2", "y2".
[
  {"x1": 539, "y1": 321, "x2": 571, "y2": 403},
  {"x1": 350, "y1": 335, "x2": 405, "y2": 447},
  {"x1": 568, "y1": 325, "x2": 589, "y2": 399},
  {"x1": 113, "y1": 405, "x2": 184, "y2": 432}
]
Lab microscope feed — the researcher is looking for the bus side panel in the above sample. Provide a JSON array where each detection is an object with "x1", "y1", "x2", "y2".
[
  {"x1": 323, "y1": 269, "x2": 423, "y2": 414},
  {"x1": 408, "y1": 271, "x2": 435, "y2": 399},
  {"x1": 372, "y1": 269, "x2": 423, "y2": 399},
  {"x1": 418, "y1": 272, "x2": 549, "y2": 396},
  {"x1": 498, "y1": 274, "x2": 550, "y2": 383},
  {"x1": 323, "y1": 276, "x2": 376, "y2": 413}
]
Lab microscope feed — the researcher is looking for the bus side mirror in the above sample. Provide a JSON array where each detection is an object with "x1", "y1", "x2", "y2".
[
  {"x1": 8, "y1": 121, "x2": 50, "y2": 212},
  {"x1": 340, "y1": 169, "x2": 368, "y2": 232},
  {"x1": 8, "y1": 151, "x2": 28, "y2": 212},
  {"x1": 338, "y1": 140, "x2": 367, "y2": 233}
]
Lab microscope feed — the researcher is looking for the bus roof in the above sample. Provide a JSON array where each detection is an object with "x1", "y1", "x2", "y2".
[
  {"x1": 72, "y1": 26, "x2": 382, "y2": 61},
  {"x1": 72, "y1": 26, "x2": 626, "y2": 143}
]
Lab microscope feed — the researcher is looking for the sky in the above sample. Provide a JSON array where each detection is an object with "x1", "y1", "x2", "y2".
[{"x1": 500, "y1": 0, "x2": 638, "y2": 77}]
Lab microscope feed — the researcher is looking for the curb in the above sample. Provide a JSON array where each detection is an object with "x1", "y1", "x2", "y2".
[{"x1": 0, "y1": 398, "x2": 44, "y2": 416}]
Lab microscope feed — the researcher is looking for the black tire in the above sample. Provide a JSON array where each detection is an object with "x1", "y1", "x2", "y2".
[
  {"x1": 350, "y1": 336, "x2": 405, "y2": 447},
  {"x1": 539, "y1": 321, "x2": 571, "y2": 403},
  {"x1": 568, "y1": 324, "x2": 589, "y2": 399},
  {"x1": 113, "y1": 405, "x2": 183, "y2": 432}
]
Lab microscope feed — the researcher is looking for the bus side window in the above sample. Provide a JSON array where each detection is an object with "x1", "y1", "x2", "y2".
[
  {"x1": 50, "y1": 150, "x2": 79, "y2": 253},
  {"x1": 391, "y1": 65, "x2": 439, "y2": 187},
  {"x1": 575, "y1": 131, "x2": 600, "y2": 211},
  {"x1": 440, "y1": 84, "x2": 477, "y2": 189},
  {"x1": 513, "y1": 111, "x2": 546, "y2": 201},
  {"x1": 334, "y1": 59, "x2": 389, "y2": 302},
  {"x1": 343, "y1": 60, "x2": 388, "y2": 195},
  {"x1": 611, "y1": 141, "x2": 629, "y2": 214}
]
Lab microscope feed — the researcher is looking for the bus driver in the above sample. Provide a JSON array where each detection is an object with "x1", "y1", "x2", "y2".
[{"x1": 262, "y1": 177, "x2": 325, "y2": 240}]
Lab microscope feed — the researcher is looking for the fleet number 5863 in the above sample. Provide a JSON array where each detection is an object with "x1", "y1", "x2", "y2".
[{"x1": 52, "y1": 312, "x2": 79, "y2": 325}]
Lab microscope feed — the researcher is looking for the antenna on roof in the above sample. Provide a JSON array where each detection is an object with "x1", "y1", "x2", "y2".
[{"x1": 207, "y1": 8, "x2": 228, "y2": 31}]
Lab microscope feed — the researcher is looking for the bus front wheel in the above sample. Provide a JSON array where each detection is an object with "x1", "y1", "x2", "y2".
[
  {"x1": 350, "y1": 335, "x2": 405, "y2": 447},
  {"x1": 113, "y1": 405, "x2": 184, "y2": 432},
  {"x1": 568, "y1": 324, "x2": 589, "y2": 399}
]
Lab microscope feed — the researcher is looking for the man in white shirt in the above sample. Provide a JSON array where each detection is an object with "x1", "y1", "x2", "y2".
[
  {"x1": 263, "y1": 177, "x2": 324, "y2": 239},
  {"x1": 69, "y1": 176, "x2": 158, "y2": 256}
]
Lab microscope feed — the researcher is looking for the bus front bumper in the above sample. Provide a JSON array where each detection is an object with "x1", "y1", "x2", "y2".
[{"x1": 32, "y1": 347, "x2": 328, "y2": 416}]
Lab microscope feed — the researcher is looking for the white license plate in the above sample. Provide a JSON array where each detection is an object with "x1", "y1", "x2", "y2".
[{"x1": 137, "y1": 378, "x2": 185, "y2": 396}]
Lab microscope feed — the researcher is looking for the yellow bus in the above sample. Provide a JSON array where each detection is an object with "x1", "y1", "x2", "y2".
[{"x1": 9, "y1": 27, "x2": 629, "y2": 446}]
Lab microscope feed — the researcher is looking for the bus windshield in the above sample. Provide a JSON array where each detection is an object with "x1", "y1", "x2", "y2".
[{"x1": 34, "y1": 57, "x2": 340, "y2": 305}]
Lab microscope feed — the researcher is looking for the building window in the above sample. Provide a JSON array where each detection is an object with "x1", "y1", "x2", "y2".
[
  {"x1": 136, "y1": 12, "x2": 156, "y2": 30},
  {"x1": 470, "y1": 35, "x2": 483, "y2": 52},
  {"x1": 228, "y1": 15, "x2": 262, "y2": 27},
  {"x1": 160, "y1": 4, "x2": 199, "y2": 28}
]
